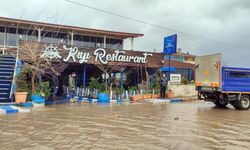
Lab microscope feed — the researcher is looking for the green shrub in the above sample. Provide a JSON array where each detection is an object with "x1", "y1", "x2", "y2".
[{"x1": 181, "y1": 78, "x2": 189, "y2": 85}]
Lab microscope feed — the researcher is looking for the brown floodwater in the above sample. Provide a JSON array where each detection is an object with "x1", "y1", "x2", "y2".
[{"x1": 1, "y1": 101, "x2": 250, "y2": 150}]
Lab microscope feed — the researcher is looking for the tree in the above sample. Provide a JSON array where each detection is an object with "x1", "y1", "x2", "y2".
[{"x1": 19, "y1": 41, "x2": 56, "y2": 93}]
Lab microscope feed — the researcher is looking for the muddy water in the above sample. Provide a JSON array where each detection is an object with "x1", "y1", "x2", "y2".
[{"x1": 1, "y1": 101, "x2": 250, "y2": 150}]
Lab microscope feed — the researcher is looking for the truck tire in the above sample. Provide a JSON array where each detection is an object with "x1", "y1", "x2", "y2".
[
  {"x1": 237, "y1": 95, "x2": 250, "y2": 110},
  {"x1": 214, "y1": 101, "x2": 228, "y2": 107}
]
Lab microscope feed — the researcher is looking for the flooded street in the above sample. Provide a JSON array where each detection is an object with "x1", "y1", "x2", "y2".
[{"x1": 1, "y1": 101, "x2": 250, "y2": 150}]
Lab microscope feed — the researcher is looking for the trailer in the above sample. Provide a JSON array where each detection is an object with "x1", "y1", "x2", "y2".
[{"x1": 195, "y1": 53, "x2": 250, "y2": 110}]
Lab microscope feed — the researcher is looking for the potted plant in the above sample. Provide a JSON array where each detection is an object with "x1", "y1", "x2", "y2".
[
  {"x1": 15, "y1": 64, "x2": 31, "y2": 103},
  {"x1": 31, "y1": 82, "x2": 51, "y2": 103},
  {"x1": 167, "y1": 89, "x2": 174, "y2": 99},
  {"x1": 131, "y1": 94, "x2": 143, "y2": 101},
  {"x1": 115, "y1": 88, "x2": 124, "y2": 101},
  {"x1": 151, "y1": 73, "x2": 160, "y2": 99},
  {"x1": 130, "y1": 87, "x2": 143, "y2": 101},
  {"x1": 15, "y1": 86, "x2": 29, "y2": 103},
  {"x1": 151, "y1": 89, "x2": 160, "y2": 98},
  {"x1": 97, "y1": 83, "x2": 110, "y2": 103},
  {"x1": 143, "y1": 91, "x2": 152, "y2": 99},
  {"x1": 88, "y1": 77, "x2": 100, "y2": 101}
]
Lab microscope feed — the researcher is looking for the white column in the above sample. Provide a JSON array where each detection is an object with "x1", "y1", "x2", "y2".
[
  {"x1": 3, "y1": 26, "x2": 6, "y2": 54},
  {"x1": 131, "y1": 37, "x2": 134, "y2": 50},
  {"x1": 103, "y1": 35, "x2": 106, "y2": 48},
  {"x1": 121, "y1": 39, "x2": 124, "y2": 50},
  {"x1": 37, "y1": 28, "x2": 42, "y2": 42},
  {"x1": 70, "y1": 32, "x2": 74, "y2": 45},
  {"x1": 67, "y1": 34, "x2": 70, "y2": 45}
]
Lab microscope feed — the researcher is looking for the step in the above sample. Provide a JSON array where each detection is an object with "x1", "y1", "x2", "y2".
[
  {"x1": 0, "y1": 80, "x2": 12, "y2": 84},
  {"x1": 0, "y1": 76, "x2": 12, "y2": 80},
  {"x1": 0, "y1": 72, "x2": 13, "y2": 75},
  {"x1": 0, "y1": 55, "x2": 15, "y2": 59},
  {"x1": 0, "y1": 57, "x2": 16, "y2": 60},
  {"x1": 0, "y1": 84, "x2": 11, "y2": 88},
  {"x1": 0, "y1": 83, "x2": 11, "y2": 86},
  {"x1": 0, "y1": 69, "x2": 14, "y2": 73},
  {"x1": 0, "y1": 61, "x2": 15, "y2": 65},
  {"x1": 0, "y1": 79, "x2": 12, "y2": 82},
  {"x1": 0, "y1": 58, "x2": 16, "y2": 62},
  {"x1": 0, "y1": 66, "x2": 14, "y2": 70},
  {"x1": 0, "y1": 92, "x2": 8, "y2": 94},
  {"x1": 0, "y1": 95, "x2": 9, "y2": 99},
  {"x1": 0, "y1": 89, "x2": 9, "y2": 93},
  {"x1": 0, "y1": 68, "x2": 14, "y2": 71},
  {"x1": 0, "y1": 70, "x2": 14, "y2": 74},
  {"x1": 0, "y1": 98, "x2": 11, "y2": 103}
]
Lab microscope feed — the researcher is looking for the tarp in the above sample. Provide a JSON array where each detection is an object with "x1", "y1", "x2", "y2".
[{"x1": 159, "y1": 66, "x2": 176, "y2": 72}]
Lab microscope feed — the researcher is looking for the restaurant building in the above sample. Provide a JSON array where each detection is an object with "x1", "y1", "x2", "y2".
[{"x1": 0, "y1": 16, "x2": 194, "y2": 101}]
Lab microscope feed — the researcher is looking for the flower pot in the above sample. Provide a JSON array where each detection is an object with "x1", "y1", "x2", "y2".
[
  {"x1": 143, "y1": 94, "x2": 152, "y2": 100},
  {"x1": 14, "y1": 92, "x2": 28, "y2": 103},
  {"x1": 131, "y1": 95, "x2": 143, "y2": 101},
  {"x1": 167, "y1": 91, "x2": 174, "y2": 99},
  {"x1": 151, "y1": 94, "x2": 160, "y2": 99},
  {"x1": 98, "y1": 93, "x2": 110, "y2": 103},
  {"x1": 31, "y1": 94, "x2": 45, "y2": 104}
]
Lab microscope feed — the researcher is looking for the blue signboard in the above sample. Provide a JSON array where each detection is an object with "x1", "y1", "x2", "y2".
[{"x1": 164, "y1": 34, "x2": 177, "y2": 55}]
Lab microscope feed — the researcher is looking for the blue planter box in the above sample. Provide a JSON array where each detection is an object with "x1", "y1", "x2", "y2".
[
  {"x1": 98, "y1": 93, "x2": 110, "y2": 103},
  {"x1": 18, "y1": 102, "x2": 33, "y2": 107},
  {"x1": 31, "y1": 95, "x2": 41, "y2": 100},
  {"x1": 31, "y1": 95, "x2": 45, "y2": 104}
]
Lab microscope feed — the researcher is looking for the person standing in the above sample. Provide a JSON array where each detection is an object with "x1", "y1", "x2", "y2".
[
  {"x1": 68, "y1": 73, "x2": 76, "y2": 101},
  {"x1": 52, "y1": 72, "x2": 60, "y2": 97},
  {"x1": 160, "y1": 73, "x2": 168, "y2": 98}
]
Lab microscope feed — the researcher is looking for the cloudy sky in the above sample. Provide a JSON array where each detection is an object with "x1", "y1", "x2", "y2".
[{"x1": 1, "y1": 0, "x2": 250, "y2": 67}]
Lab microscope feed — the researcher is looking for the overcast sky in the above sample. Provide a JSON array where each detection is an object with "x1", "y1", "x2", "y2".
[{"x1": 1, "y1": 0, "x2": 250, "y2": 67}]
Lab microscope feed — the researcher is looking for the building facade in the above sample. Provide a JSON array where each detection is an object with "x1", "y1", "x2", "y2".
[{"x1": 0, "y1": 16, "x2": 194, "y2": 101}]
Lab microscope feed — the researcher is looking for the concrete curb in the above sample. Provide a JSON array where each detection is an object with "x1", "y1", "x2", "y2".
[
  {"x1": 0, "y1": 105, "x2": 30, "y2": 114},
  {"x1": 148, "y1": 98, "x2": 183, "y2": 103}
]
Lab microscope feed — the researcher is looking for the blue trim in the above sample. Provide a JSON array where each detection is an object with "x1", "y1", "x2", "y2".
[
  {"x1": 134, "y1": 76, "x2": 137, "y2": 86},
  {"x1": 83, "y1": 64, "x2": 86, "y2": 87},
  {"x1": 120, "y1": 72, "x2": 123, "y2": 88}
]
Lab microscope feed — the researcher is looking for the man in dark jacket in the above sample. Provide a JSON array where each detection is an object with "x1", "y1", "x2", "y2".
[{"x1": 160, "y1": 73, "x2": 168, "y2": 98}]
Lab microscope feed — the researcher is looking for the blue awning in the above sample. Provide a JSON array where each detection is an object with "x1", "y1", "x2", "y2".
[{"x1": 160, "y1": 66, "x2": 176, "y2": 72}]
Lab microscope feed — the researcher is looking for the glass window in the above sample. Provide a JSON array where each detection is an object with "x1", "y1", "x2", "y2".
[
  {"x1": 107, "y1": 38, "x2": 122, "y2": 49},
  {"x1": 73, "y1": 34, "x2": 83, "y2": 46},
  {"x1": 89, "y1": 36, "x2": 96, "y2": 48},
  {"x1": 96, "y1": 37, "x2": 103, "y2": 48},
  {"x1": 0, "y1": 26, "x2": 4, "y2": 45},
  {"x1": 6, "y1": 27, "x2": 17, "y2": 46},
  {"x1": 18, "y1": 28, "x2": 38, "y2": 42},
  {"x1": 41, "y1": 31, "x2": 60, "y2": 44},
  {"x1": 228, "y1": 71, "x2": 250, "y2": 78},
  {"x1": 82, "y1": 36, "x2": 90, "y2": 47}
]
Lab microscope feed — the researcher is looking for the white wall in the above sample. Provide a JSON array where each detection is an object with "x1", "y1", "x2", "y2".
[{"x1": 169, "y1": 84, "x2": 197, "y2": 97}]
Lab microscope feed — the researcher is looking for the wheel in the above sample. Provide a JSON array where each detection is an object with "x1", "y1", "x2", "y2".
[
  {"x1": 236, "y1": 95, "x2": 250, "y2": 110},
  {"x1": 214, "y1": 101, "x2": 228, "y2": 107}
]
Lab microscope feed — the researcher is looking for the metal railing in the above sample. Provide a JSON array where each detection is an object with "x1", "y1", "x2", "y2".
[{"x1": 9, "y1": 45, "x2": 19, "y2": 101}]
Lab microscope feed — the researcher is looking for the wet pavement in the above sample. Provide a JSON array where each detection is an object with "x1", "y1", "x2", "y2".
[{"x1": 0, "y1": 101, "x2": 250, "y2": 150}]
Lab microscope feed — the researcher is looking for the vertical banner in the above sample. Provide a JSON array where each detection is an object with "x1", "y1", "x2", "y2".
[
  {"x1": 164, "y1": 34, "x2": 177, "y2": 55},
  {"x1": 163, "y1": 34, "x2": 177, "y2": 80}
]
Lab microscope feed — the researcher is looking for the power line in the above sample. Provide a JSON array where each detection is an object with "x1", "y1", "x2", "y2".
[{"x1": 64, "y1": 0, "x2": 250, "y2": 50}]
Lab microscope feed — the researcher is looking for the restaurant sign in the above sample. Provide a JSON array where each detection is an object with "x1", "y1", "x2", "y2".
[{"x1": 41, "y1": 44, "x2": 153, "y2": 64}]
